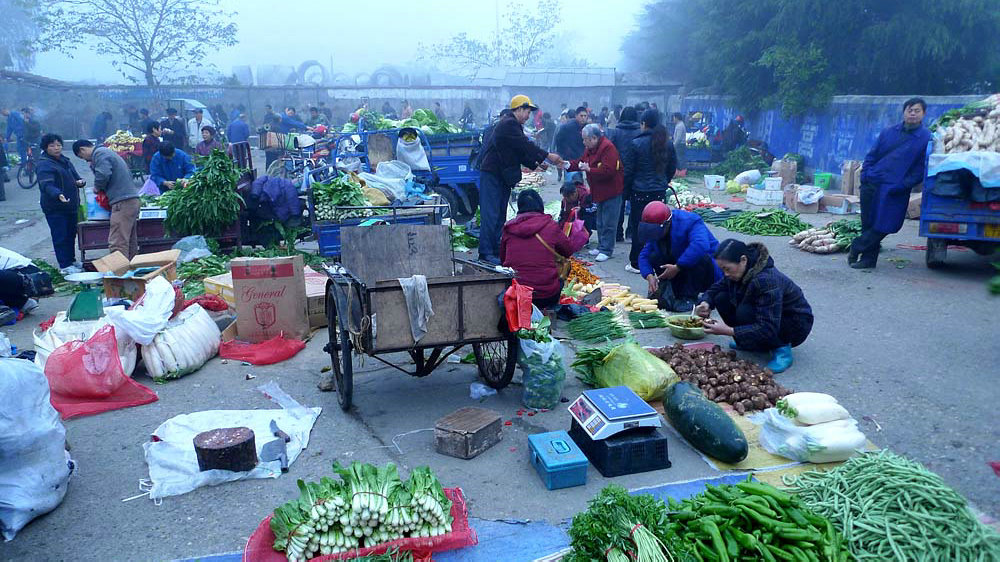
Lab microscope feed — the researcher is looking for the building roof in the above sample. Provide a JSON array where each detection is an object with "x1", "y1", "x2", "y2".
[{"x1": 472, "y1": 67, "x2": 617, "y2": 88}]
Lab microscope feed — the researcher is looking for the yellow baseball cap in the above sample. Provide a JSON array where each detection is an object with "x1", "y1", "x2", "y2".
[{"x1": 509, "y1": 94, "x2": 538, "y2": 111}]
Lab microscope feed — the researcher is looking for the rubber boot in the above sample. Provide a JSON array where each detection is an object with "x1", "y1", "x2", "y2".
[{"x1": 766, "y1": 345, "x2": 793, "y2": 373}]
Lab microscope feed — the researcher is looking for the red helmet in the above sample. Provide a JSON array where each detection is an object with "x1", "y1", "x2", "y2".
[
  {"x1": 735, "y1": 115, "x2": 745, "y2": 123},
  {"x1": 641, "y1": 201, "x2": 672, "y2": 224},
  {"x1": 313, "y1": 124, "x2": 328, "y2": 135}
]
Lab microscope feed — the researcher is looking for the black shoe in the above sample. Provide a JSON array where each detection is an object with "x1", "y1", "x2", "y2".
[
  {"x1": 616, "y1": 235, "x2": 625, "y2": 242},
  {"x1": 847, "y1": 246, "x2": 860, "y2": 266},
  {"x1": 850, "y1": 260, "x2": 876, "y2": 270}
]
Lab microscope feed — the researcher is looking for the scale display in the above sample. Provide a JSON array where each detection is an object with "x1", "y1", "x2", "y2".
[{"x1": 568, "y1": 386, "x2": 662, "y2": 440}]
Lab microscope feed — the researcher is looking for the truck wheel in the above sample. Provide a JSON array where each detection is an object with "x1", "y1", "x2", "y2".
[
  {"x1": 926, "y1": 238, "x2": 947, "y2": 269},
  {"x1": 432, "y1": 185, "x2": 466, "y2": 221}
]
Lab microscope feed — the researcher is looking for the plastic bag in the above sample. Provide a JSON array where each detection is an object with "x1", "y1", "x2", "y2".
[
  {"x1": 0, "y1": 247, "x2": 32, "y2": 270},
  {"x1": 796, "y1": 185, "x2": 824, "y2": 205},
  {"x1": 752, "y1": 408, "x2": 867, "y2": 464},
  {"x1": 581, "y1": 342, "x2": 679, "y2": 401},
  {"x1": 0, "y1": 332, "x2": 11, "y2": 357},
  {"x1": 377, "y1": 160, "x2": 414, "y2": 183},
  {"x1": 503, "y1": 280, "x2": 534, "y2": 332},
  {"x1": 518, "y1": 336, "x2": 566, "y2": 409},
  {"x1": 105, "y1": 276, "x2": 175, "y2": 345},
  {"x1": 734, "y1": 169, "x2": 762, "y2": 185},
  {"x1": 395, "y1": 137, "x2": 431, "y2": 171},
  {"x1": 219, "y1": 335, "x2": 305, "y2": 365},
  {"x1": 778, "y1": 392, "x2": 850, "y2": 425},
  {"x1": 469, "y1": 382, "x2": 497, "y2": 400},
  {"x1": 141, "y1": 304, "x2": 222, "y2": 381},
  {"x1": 138, "y1": 178, "x2": 161, "y2": 197},
  {"x1": 358, "y1": 171, "x2": 406, "y2": 201},
  {"x1": 84, "y1": 186, "x2": 111, "y2": 220},
  {"x1": 43, "y1": 325, "x2": 128, "y2": 399},
  {"x1": 0, "y1": 358, "x2": 74, "y2": 541},
  {"x1": 33, "y1": 309, "x2": 138, "y2": 376},
  {"x1": 172, "y1": 235, "x2": 213, "y2": 263}
]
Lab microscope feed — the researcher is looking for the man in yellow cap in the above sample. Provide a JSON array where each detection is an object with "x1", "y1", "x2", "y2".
[{"x1": 476, "y1": 95, "x2": 563, "y2": 265}]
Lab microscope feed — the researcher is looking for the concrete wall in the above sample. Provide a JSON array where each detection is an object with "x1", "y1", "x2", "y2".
[{"x1": 680, "y1": 94, "x2": 982, "y2": 175}]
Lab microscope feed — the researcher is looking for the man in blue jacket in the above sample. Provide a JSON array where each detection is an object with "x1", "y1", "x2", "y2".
[
  {"x1": 2, "y1": 108, "x2": 27, "y2": 161},
  {"x1": 275, "y1": 107, "x2": 308, "y2": 134},
  {"x1": 637, "y1": 201, "x2": 722, "y2": 312},
  {"x1": 849, "y1": 98, "x2": 931, "y2": 269},
  {"x1": 226, "y1": 112, "x2": 251, "y2": 144},
  {"x1": 149, "y1": 142, "x2": 195, "y2": 191}
]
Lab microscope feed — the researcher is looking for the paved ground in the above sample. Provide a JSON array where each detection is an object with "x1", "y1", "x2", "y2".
[{"x1": 1, "y1": 161, "x2": 998, "y2": 561}]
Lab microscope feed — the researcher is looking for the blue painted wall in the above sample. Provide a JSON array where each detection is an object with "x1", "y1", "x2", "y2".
[{"x1": 680, "y1": 94, "x2": 982, "y2": 175}]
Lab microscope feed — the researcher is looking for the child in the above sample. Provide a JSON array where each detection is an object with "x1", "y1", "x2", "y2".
[{"x1": 559, "y1": 178, "x2": 597, "y2": 236}]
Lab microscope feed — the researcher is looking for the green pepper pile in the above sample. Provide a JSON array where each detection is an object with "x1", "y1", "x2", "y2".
[
  {"x1": 161, "y1": 149, "x2": 243, "y2": 237},
  {"x1": 664, "y1": 479, "x2": 852, "y2": 562},
  {"x1": 723, "y1": 209, "x2": 811, "y2": 236}
]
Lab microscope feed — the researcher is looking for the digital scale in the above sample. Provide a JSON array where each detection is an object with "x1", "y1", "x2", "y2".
[
  {"x1": 139, "y1": 207, "x2": 168, "y2": 220},
  {"x1": 568, "y1": 386, "x2": 662, "y2": 440}
]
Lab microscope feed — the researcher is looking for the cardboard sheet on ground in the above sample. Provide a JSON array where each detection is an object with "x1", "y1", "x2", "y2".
[{"x1": 142, "y1": 381, "x2": 320, "y2": 500}]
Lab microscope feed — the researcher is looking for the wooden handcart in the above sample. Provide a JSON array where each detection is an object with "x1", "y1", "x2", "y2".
[{"x1": 323, "y1": 224, "x2": 518, "y2": 410}]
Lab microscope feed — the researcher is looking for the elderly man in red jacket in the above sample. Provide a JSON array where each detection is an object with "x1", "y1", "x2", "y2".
[{"x1": 568, "y1": 123, "x2": 623, "y2": 262}]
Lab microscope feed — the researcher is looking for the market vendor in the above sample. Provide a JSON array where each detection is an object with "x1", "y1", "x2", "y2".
[
  {"x1": 149, "y1": 142, "x2": 195, "y2": 191},
  {"x1": 697, "y1": 239, "x2": 813, "y2": 373},
  {"x1": 0, "y1": 247, "x2": 39, "y2": 316},
  {"x1": 501, "y1": 189, "x2": 586, "y2": 309},
  {"x1": 638, "y1": 201, "x2": 722, "y2": 312},
  {"x1": 194, "y1": 125, "x2": 224, "y2": 156},
  {"x1": 558, "y1": 180, "x2": 596, "y2": 235}
]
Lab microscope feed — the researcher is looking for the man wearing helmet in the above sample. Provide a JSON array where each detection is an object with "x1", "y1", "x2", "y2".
[
  {"x1": 636, "y1": 201, "x2": 723, "y2": 312},
  {"x1": 477, "y1": 95, "x2": 563, "y2": 265}
]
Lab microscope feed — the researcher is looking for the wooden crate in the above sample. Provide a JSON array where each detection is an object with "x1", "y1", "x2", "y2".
[{"x1": 435, "y1": 407, "x2": 503, "y2": 460}]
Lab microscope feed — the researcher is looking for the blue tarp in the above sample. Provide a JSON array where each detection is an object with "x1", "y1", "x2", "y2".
[{"x1": 681, "y1": 94, "x2": 982, "y2": 175}]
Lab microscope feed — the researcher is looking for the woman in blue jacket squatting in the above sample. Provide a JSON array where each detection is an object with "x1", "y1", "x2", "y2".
[{"x1": 696, "y1": 239, "x2": 813, "y2": 373}]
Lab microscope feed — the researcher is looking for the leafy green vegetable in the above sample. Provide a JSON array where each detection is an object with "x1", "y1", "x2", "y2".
[
  {"x1": 161, "y1": 149, "x2": 243, "y2": 237},
  {"x1": 449, "y1": 224, "x2": 479, "y2": 252},
  {"x1": 711, "y1": 146, "x2": 770, "y2": 178},
  {"x1": 572, "y1": 340, "x2": 678, "y2": 401},
  {"x1": 341, "y1": 109, "x2": 461, "y2": 135},
  {"x1": 565, "y1": 485, "x2": 673, "y2": 562}
]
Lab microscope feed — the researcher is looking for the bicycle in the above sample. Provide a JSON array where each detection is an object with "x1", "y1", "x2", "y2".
[{"x1": 16, "y1": 145, "x2": 37, "y2": 189}]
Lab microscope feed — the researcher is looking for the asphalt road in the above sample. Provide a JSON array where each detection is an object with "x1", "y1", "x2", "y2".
[{"x1": 0, "y1": 162, "x2": 997, "y2": 561}]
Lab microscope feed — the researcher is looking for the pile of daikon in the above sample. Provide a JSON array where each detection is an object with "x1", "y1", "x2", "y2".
[
  {"x1": 935, "y1": 94, "x2": 1000, "y2": 154},
  {"x1": 789, "y1": 228, "x2": 842, "y2": 254}
]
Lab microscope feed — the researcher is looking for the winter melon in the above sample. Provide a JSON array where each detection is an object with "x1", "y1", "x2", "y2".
[{"x1": 665, "y1": 381, "x2": 748, "y2": 464}]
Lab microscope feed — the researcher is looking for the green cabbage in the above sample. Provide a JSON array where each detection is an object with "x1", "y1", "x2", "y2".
[{"x1": 572, "y1": 341, "x2": 679, "y2": 401}]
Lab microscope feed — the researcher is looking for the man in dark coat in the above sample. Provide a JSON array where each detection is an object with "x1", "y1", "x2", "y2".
[
  {"x1": 553, "y1": 106, "x2": 587, "y2": 161},
  {"x1": 478, "y1": 95, "x2": 563, "y2": 265},
  {"x1": 607, "y1": 106, "x2": 641, "y2": 240},
  {"x1": 849, "y1": 98, "x2": 931, "y2": 269},
  {"x1": 160, "y1": 108, "x2": 187, "y2": 150}
]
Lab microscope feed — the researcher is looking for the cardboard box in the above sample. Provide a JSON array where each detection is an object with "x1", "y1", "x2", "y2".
[
  {"x1": 303, "y1": 266, "x2": 327, "y2": 329},
  {"x1": 746, "y1": 187, "x2": 784, "y2": 206},
  {"x1": 906, "y1": 193, "x2": 922, "y2": 219},
  {"x1": 231, "y1": 255, "x2": 309, "y2": 343},
  {"x1": 206, "y1": 267, "x2": 327, "y2": 329},
  {"x1": 93, "y1": 249, "x2": 180, "y2": 300},
  {"x1": 783, "y1": 186, "x2": 819, "y2": 214},
  {"x1": 772, "y1": 159, "x2": 797, "y2": 187},
  {"x1": 820, "y1": 194, "x2": 861, "y2": 215},
  {"x1": 840, "y1": 160, "x2": 862, "y2": 195},
  {"x1": 853, "y1": 165, "x2": 862, "y2": 195}
]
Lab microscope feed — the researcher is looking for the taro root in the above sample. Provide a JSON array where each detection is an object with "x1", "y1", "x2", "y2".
[
  {"x1": 752, "y1": 395, "x2": 768, "y2": 410},
  {"x1": 734, "y1": 401, "x2": 747, "y2": 414}
]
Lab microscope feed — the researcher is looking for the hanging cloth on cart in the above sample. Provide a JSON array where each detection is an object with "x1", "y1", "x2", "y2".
[{"x1": 397, "y1": 275, "x2": 434, "y2": 344}]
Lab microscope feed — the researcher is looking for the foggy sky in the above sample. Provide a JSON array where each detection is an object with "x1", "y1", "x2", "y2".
[{"x1": 33, "y1": 0, "x2": 648, "y2": 84}]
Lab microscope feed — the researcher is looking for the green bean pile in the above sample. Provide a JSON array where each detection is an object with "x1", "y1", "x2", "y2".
[
  {"x1": 783, "y1": 450, "x2": 1000, "y2": 561},
  {"x1": 566, "y1": 310, "x2": 628, "y2": 343},
  {"x1": 723, "y1": 209, "x2": 811, "y2": 236}
]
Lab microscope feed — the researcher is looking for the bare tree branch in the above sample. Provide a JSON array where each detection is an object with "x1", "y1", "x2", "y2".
[{"x1": 35, "y1": 0, "x2": 238, "y2": 85}]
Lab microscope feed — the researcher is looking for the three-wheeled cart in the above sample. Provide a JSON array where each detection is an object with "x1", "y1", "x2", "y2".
[
  {"x1": 919, "y1": 141, "x2": 1000, "y2": 268},
  {"x1": 323, "y1": 224, "x2": 518, "y2": 410}
]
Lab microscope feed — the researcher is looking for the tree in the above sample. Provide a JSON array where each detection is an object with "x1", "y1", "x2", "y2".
[
  {"x1": 624, "y1": 0, "x2": 1000, "y2": 116},
  {"x1": 0, "y1": 0, "x2": 38, "y2": 71},
  {"x1": 421, "y1": 0, "x2": 562, "y2": 76},
  {"x1": 35, "y1": 0, "x2": 238, "y2": 85}
]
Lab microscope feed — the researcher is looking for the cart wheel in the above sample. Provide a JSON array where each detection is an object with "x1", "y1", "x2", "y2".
[
  {"x1": 926, "y1": 238, "x2": 947, "y2": 269},
  {"x1": 326, "y1": 298, "x2": 354, "y2": 411},
  {"x1": 474, "y1": 337, "x2": 517, "y2": 389}
]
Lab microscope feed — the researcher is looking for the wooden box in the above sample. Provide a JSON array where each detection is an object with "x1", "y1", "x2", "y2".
[{"x1": 434, "y1": 407, "x2": 502, "y2": 460}]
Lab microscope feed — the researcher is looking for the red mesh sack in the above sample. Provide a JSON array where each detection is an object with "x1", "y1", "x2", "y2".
[
  {"x1": 183, "y1": 294, "x2": 230, "y2": 312},
  {"x1": 44, "y1": 325, "x2": 128, "y2": 398},
  {"x1": 219, "y1": 334, "x2": 306, "y2": 365},
  {"x1": 243, "y1": 488, "x2": 477, "y2": 562},
  {"x1": 503, "y1": 279, "x2": 534, "y2": 332}
]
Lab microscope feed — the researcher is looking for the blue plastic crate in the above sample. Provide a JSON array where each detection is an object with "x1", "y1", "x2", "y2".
[{"x1": 528, "y1": 431, "x2": 588, "y2": 490}]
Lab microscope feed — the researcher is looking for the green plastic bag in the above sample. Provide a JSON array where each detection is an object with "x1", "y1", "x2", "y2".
[{"x1": 573, "y1": 341, "x2": 678, "y2": 401}]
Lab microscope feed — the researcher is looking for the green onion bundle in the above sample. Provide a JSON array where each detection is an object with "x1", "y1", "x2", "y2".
[
  {"x1": 270, "y1": 462, "x2": 453, "y2": 561},
  {"x1": 567, "y1": 310, "x2": 628, "y2": 342},
  {"x1": 628, "y1": 311, "x2": 669, "y2": 329}
]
